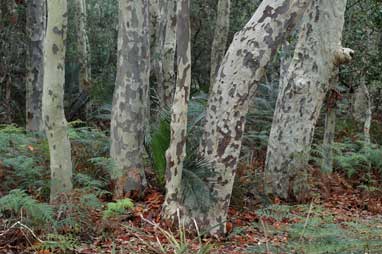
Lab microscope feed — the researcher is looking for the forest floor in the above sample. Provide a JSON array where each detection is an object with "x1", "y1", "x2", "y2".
[
  {"x1": 1, "y1": 123, "x2": 382, "y2": 253},
  {"x1": 74, "y1": 172, "x2": 382, "y2": 254},
  {"x1": 1, "y1": 171, "x2": 382, "y2": 254}
]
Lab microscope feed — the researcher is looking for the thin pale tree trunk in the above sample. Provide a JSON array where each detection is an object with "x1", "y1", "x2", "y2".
[
  {"x1": 321, "y1": 83, "x2": 339, "y2": 173},
  {"x1": 26, "y1": 0, "x2": 46, "y2": 132},
  {"x1": 153, "y1": 0, "x2": 177, "y2": 108},
  {"x1": 209, "y1": 0, "x2": 230, "y2": 93},
  {"x1": 43, "y1": 0, "x2": 73, "y2": 203},
  {"x1": 110, "y1": 0, "x2": 150, "y2": 198},
  {"x1": 352, "y1": 77, "x2": 372, "y2": 144},
  {"x1": 198, "y1": 0, "x2": 310, "y2": 235},
  {"x1": 162, "y1": 0, "x2": 191, "y2": 218},
  {"x1": 361, "y1": 80, "x2": 372, "y2": 144},
  {"x1": 74, "y1": 0, "x2": 91, "y2": 93},
  {"x1": 162, "y1": 0, "x2": 177, "y2": 107},
  {"x1": 264, "y1": 0, "x2": 353, "y2": 199}
]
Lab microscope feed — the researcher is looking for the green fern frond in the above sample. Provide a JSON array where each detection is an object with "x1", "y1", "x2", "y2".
[
  {"x1": 0, "y1": 189, "x2": 54, "y2": 225},
  {"x1": 102, "y1": 198, "x2": 134, "y2": 219}
]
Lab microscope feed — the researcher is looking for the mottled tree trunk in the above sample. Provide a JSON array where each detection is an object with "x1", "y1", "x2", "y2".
[
  {"x1": 110, "y1": 0, "x2": 150, "y2": 198},
  {"x1": 353, "y1": 79, "x2": 372, "y2": 144},
  {"x1": 42, "y1": 0, "x2": 73, "y2": 203},
  {"x1": 265, "y1": 0, "x2": 353, "y2": 200},
  {"x1": 74, "y1": 0, "x2": 91, "y2": 93},
  {"x1": 162, "y1": 0, "x2": 191, "y2": 219},
  {"x1": 199, "y1": 0, "x2": 310, "y2": 235},
  {"x1": 152, "y1": 0, "x2": 177, "y2": 107},
  {"x1": 363, "y1": 83, "x2": 372, "y2": 144},
  {"x1": 149, "y1": 0, "x2": 159, "y2": 70},
  {"x1": 26, "y1": 0, "x2": 45, "y2": 132},
  {"x1": 161, "y1": 0, "x2": 177, "y2": 107},
  {"x1": 209, "y1": 0, "x2": 230, "y2": 92}
]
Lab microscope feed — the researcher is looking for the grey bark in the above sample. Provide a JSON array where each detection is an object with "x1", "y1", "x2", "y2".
[
  {"x1": 26, "y1": 0, "x2": 46, "y2": 132},
  {"x1": 209, "y1": 0, "x2": 230, "y2": 92},
  {"x1": 322, "y1": 107, "x2": 336, "y2": 172},
  {"x1": 153, "y1": 0, "x2": 177, "y2": 107},
  {"x1": 264, "y1": 0, "x2": 353, "y2": 199},
  {"x1": 42, "y1": 0, "x2": 73, "y2": 203},
  {"x1": 199, "y1": 0, "x2": 310, "y2": 235},
  {"x1": 161, "y1": 0, "x2": 177, "y2": 107},
  {"x1": 110, "y1": 0, "x2": 150, "y2": 198},
  {"x1": 353, "y1": 79, "x2": 372, "y2": 143},
  {"x1": 321, "y1": 84, "x2": 339, "y2": 173},
  {"x1": 162, "y1": 0, "x2": 191, "y2": 219},
  {"x1": 74, "y1": 0, "x2": 91, "y2": 93}
]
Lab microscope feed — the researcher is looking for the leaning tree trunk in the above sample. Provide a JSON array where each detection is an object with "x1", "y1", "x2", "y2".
[
  {"x1": 162, "y1": 0, "x2": 191, "y2": 219},
  {"x1": 264, "y1": 0, "x2": 354, "y2": 200},
  {"x1": 110, "y1": 0, "x2": 150, "y2": 198},
  {"x1": 198, "y1": 0, "x2": 310, "y2": 235},
  {"x1": 42, "y1": 0, "x2": 73, "y2": 203},
  {"x1": 74, "y1": 0, "x2": 91, "y2": 93},
  {"x1": 26, "y1": 0, "x2": 46, "y2": 132},
  {"x1": 209, "y1": 0, "x2": 230, "y2": 92}
]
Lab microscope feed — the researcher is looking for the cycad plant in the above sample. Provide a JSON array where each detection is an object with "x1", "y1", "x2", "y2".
[{"x1": 145, "y1": 93, "x2": 216, "y2": 212}]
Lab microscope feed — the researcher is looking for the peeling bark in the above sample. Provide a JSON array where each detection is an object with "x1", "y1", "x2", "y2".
[
  {"x1": 209, "y1": 0, "x2": 230, "y2": 92},
  {"x1": 265, "y1": 0, "x2": 353, "y2": 199},
  {"x1": 26, "y1": 0, "x2": 46, "y2": 132},
  {"x1": 42, "y1": 0, "x2": 73, "y2": 203},
  {"x1": 110, "y1": 0, "x2": 150, "y2": 198},
  {"x1": 162, "y1": 0, "x2": 191, "y2": 219},
  {"x1": 199, "y1": 0, "x2": 310, "y2": 235},
  {"x1": 74, "y1": 0, "x2": 91, "y2": 93}
]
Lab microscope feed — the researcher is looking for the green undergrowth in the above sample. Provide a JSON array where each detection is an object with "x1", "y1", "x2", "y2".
[
  {"x1": 246, "y1": 204, "x2": 382, "y2": 254},
  {"x1": 0, "y1": 124, "x2": 128, "y2": 253},
  {"x1": 146, "y1": 95, "x2": 217, "y2": 212},
  {"x1": 312, "y1": 136, "x2": 382, "y2": 183}
]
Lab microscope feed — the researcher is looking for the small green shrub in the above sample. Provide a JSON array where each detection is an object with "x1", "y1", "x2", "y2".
[
  {"x1": 0, "y1": 189, "x2": 54, "y2": 226},
  {"x1": 313, "y1": 137, "x2": 382, "y2": 177},
  {"x1": 102, "y1": 198, "x2": 134, "y2": 219},
  {"x1": 34, "y1": 234, "x2": 79, "y2": 253}
]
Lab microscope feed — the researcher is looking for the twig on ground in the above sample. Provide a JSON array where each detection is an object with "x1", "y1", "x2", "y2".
[
  {"x1": 299, "y1": 199, "x2": 315, "y2": 242},
  {"x1": 260, "y1": 217, "x2": 271, "y2": 254},
  {"x1": 0, "y1": 221, "x2": 56, "y2": 245}
]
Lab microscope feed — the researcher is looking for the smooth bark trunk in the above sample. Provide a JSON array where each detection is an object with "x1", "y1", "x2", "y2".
[
  {"x1": 199, "y1": 0, "x2": 310, "y2": 235},
  {"x1": 161, "y1": 0, "x2": 177, "y2": 107},
  {"x1": 353, "y1": 79, "x2": 372, "y2": 144},
  {"x1": 26, "y1": 0, "x2": 46, "y2": 132},
  {"x1": 321, "y1": 87, "x2": 339, "y2": 173},
  {"x1": 162, "y1": 0, "x2": 191, "y2": 219},
  {"x1": 264, "y1": 0, "x2": 353, "y2": 199},
  {"x1": 209, "y1": 0, "x2": 230, "y2": 93},
  {"x1": 110, "y1": 0, "x2": 150, "y2": 198},
  {"x1": 43, "y1": 0, "x2": 73, "y2": 203},
  {"x1": 153, "y1": 0, "x2": 177, "y2": 108},
  {"x1": 74, "y1": 0, "x2": 91, "y2": 93}
]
